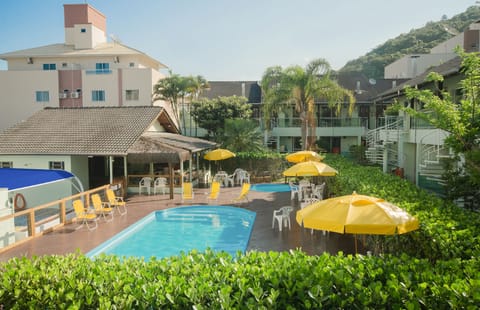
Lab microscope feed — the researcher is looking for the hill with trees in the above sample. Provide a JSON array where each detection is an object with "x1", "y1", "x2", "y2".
[{"x1": 339, "y1": 5, "x2": 480, "y2": 79}]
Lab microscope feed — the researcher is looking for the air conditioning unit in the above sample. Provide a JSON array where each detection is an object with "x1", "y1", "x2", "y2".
[
  {"x1": 70, "y1": 92, "x2": 80, "y2": 99},
  {"x1": 59, "y1": 93, "x2": 68, "y2": 99}
]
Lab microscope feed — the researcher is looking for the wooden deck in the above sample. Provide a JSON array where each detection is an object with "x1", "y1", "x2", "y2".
[{"x1": 0, "y1": 185, "x2": 358, "y2": 262}]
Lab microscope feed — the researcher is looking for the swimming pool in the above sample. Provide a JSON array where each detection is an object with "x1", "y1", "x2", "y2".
[
  {"x1": 87, "y1": 206, "x2": 256, "y2": 260},
  {"x1": 250, "y1": 183, "x2": 290, "y2": 192}
]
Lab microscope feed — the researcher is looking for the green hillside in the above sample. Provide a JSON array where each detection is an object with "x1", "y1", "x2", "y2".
[{"x1": 339, "y1": 5, "x2": 480, "y2": 79}]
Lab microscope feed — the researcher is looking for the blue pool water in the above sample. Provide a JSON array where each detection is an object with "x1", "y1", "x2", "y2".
[
  {"x1": 87, "y1": 206, "x2": 256, "y2": 260},
  {"x1": 251, "y1": 183, "x2": 290, "y2": 192}
]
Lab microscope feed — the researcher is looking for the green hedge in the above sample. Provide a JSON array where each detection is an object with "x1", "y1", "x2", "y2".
[
  {"x1": 1, "y1": 155, "x2": 479, "y2": 308},
  {"x1": 1, "y1": 251, "x2": 479, "y2": 309},
  {"x1": 323, "y1": 155, "x2": 480, "y2": 261}
]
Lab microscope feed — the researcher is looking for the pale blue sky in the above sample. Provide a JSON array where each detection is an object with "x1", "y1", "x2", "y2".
[{"x1": 0, "y1": 0, "x2": 476, "y2": 80}]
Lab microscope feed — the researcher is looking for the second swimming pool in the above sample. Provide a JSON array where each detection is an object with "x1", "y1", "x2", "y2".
[{"x1": 87, "y1": 205, "x2": 256, "y2": 260}]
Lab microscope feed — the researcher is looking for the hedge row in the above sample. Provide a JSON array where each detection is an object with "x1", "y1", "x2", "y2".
[
  {"x1": 1, "y1": 251, "x2": 479, "y2": 309},
  {"x1": 324, "y1": 155, "x2": 480, "y2": 261}
]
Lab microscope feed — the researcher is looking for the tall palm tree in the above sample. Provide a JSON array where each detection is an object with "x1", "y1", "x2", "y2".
[
  {"x1": 186, "y1": 76, "x2": 210, "y2": 136},
  {"x1": 260, "y1": 58, "x2": 355, "y2": 150},
  {"x1": 152, "y1": 71, "x2": 187, "y2": 133}
]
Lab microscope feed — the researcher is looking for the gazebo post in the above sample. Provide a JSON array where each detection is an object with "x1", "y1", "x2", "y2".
[{"x1": 169, "y1": 163, "x2": 174, "y2": 200}]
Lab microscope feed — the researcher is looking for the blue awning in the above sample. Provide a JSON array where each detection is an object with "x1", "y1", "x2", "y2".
[{"x1": 0, "y1": 168, "x2": 75, "y2": 191}]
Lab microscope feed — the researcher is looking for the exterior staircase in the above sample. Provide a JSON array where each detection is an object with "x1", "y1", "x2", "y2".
[
  {"x1": 365, "y1": 117, "x2": 403, "y2": 168},
  {"x1": 417, "y1": 130, "x2": 450, "y2": 186}
]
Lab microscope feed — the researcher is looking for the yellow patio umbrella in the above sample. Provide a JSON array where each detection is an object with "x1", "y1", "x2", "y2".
[
  {"x1": 283, "y1": 160, "x2": 338, "y2": 177},
  {"x1": 285, "y1": 150, "x2": 324, "y2": 163},
  {"x1": 296, "y1": 192, "x2": 420, "y2": 252},
  {"x1": 204, "y1": 149, "x2": 236, "y2": 161}
]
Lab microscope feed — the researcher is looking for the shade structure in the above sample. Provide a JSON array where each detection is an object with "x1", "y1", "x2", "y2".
[
  {"x1": 283, "y1": 160, "x2": 338, "y2": 177},
  {"x1": 204, "y1": 149, "x2": 236, "y2": 161},
  {"x1": 296, "y1": 192, "x2": 420, "y2": 235},
  {"x1": 285, "y1": 151, "x2": 324, "y2": 163}
]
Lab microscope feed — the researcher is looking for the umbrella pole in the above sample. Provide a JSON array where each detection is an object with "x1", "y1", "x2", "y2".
[{"x1": 354, "y1": 235, "x2": 358, "y2": 254}]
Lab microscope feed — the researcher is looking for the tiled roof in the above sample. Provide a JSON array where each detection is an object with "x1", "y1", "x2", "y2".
[
  {"x1": 0, "y1": 42, "x2": 167, "y2": 70},
  {"x1": 145, "y1": 132, "x2": 217, "y2": 152},
  {"x1": 376, "y1": 56, "x2": 462, "y2": 99},
  {"x1": 0, "y1": 107, "x2": 164, "y2": 156},
  {"x1": 202, "y1": 81, "x2": 262, "y2": 103}
]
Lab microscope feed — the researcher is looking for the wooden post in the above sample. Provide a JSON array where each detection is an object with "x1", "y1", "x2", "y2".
[
  {"x1": 169, "y1": 163, "x2": 174, "y2": 200},
  {"x1": 27, "y1": 211, "x2": 35, "y2": 237},
  {"x1": 60, "y1": 200, "x2": 67, "y2": 224}
]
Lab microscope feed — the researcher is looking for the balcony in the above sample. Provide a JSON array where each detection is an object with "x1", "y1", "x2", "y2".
[{"x1": 85, "y1": 69, "x2": 112, "y2": 75}]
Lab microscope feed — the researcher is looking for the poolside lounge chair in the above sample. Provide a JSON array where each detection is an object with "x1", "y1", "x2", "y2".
[
  {"x1": 232, "y1": 182, "x2": 250, "y2": 204},
  {"x1": 207, "y1": 181, "x2": 221, "y2": 203},
  {"x1": 105, "y1": 189, "x2": 127, "y2": 215},
  {"x1": 91, "y1": 194, "x2": 114, "y2": 222},
  {"x1": 73, "y1": 199, "x2": 98, "y2": 231},
  {"x1": 182, "y1": 182, "x2": 194, "y2": 202}
]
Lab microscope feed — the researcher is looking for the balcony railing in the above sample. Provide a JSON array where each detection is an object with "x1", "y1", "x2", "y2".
[
  {"x1": 266, "y1": 117, "x2": 368, "y2": 128},
  {"x1": 85, "y1": 69, "x2": 112, "y2": 75}
]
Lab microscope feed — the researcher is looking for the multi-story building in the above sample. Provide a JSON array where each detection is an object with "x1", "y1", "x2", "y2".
[{"x1": 0, "y1": 3, "x2": 167, "y2": 132}]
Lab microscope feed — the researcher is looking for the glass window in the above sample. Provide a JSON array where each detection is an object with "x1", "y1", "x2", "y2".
[
  {"x1": 43, "y1": 64, "x2": 56, "y2": 70},
  {"x1": 92, "y1": 90, "x2": 105, "y2": 102},
  {"x1": 35, "y1": 91, "x2": 50, "y2": 102},
  {"x1": 0, "y1": 161, "x2": 13, "y2": 168},
  {"x1": 49, "y1": 161, "x2": 65, "y2": 170},
  {"x1": 95, "y1": 63, "x2": 109, "y2": 72},
  {"x1": 126, "y1": 89, "x2": 139, "y2": 101}
]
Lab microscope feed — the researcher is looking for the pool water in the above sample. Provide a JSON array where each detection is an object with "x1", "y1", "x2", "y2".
[
  {"x1": 87, "y1": 206, "x2": 256, "y2": 260},
  {"x1": 250, "y1": 183, "x2": 291, "y2": 192}
]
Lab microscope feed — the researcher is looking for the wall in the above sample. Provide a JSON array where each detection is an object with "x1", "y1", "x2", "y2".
[
  {"x1": 0, "y1": 188, "x2": 15, "y2": 249},
  {"x1": 0, "y1": 70, "x2": 58, "y2": 131}
]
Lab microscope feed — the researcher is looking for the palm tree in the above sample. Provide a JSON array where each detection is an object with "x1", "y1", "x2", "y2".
[
  {"x1": 152, "y1": 71, "x2": 186, "y2": 133},
  {"x1": 260, "y1": 58, "x2": 355, "y2": 150},
  {"x1": 186, "y1": 76, "x2": 210, "y2": 136},
  {"x1": 222, "y1": 119, "x2": 265, "y2": 152}
]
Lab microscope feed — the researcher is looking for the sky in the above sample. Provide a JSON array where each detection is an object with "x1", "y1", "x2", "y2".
[{"x1": 0, "y1": 0, "x2": 476, "y2": 81}]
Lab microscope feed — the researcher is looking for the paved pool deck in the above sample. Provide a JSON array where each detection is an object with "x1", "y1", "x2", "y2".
[{"x1": 0, "y1": 184, "x2": 360, "y2": 262}]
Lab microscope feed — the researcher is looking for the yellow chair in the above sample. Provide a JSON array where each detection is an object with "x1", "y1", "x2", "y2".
[
  {"x1": 106, "y1": 189, "x2": 127, "y2": 215},
  {"x1": 207, "y1": 181, "x2": 221, "y2": 203},
  {"x1": 182, "y1": 182, "x2": 194, "y2": 202},
  {"x1": 91, "y1": 194, "x2": 114, "y2": 222},
  {"x1": 73, "y1": 199, "x2": 98, "y2": 231},
  {"x1": 233, "y1": 183, "x2": 250, "y2": 204}
]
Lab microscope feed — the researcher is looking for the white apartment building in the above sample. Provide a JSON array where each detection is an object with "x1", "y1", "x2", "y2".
[{"x1": 0, "y1": 3, "x2": 167, "y2": 132}]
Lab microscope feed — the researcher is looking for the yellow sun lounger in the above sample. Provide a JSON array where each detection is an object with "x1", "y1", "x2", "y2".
[
  {"x1": 206, "y1": 181, "x2": 221, "y2": 203},
  {"x1": 182, "y1": 182, "x2": 194, "y2": 202},
  {"x1": 73, "y1": 199, "x2": 98, "y2": 231},
  {"x1": 106, "y1": 189, "x2": 127, "y2": 215},
  {"x1": 91, "y1": 193, "x2": 114, "y2": 222},
  {"x1": 233, "y1": 182, "x2": 250, "y2": 204}
]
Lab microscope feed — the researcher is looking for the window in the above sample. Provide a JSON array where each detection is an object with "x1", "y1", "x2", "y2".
[
  {"x1": 43, "y1": 63, "x2": 56, "y2": 70},
  {"x1": 92, "y1": 90, "x2": 105, "y2": 102},
  {"x1": 126, "y1": 89, "x2": 139, "y2": 101},
  {"x1": 129, "y1": 62, "x2": 135, "y2": 67},
  {"x1": 35, "y1": 91, "x2": 50, "y2": 102},
  {"x1": 1, "y1": 161, "x2": 13, "y2": 168},
  {"x1": 49, "y1": 161, "x2": 65, "y2": 170},
  {"x1": 81, "y1": 28, "x2": 86, "y2": 33},
  {"x1": 95, "y1": 63, "x2": 109, "y2": 72},
  {"x1": 62, "y1": 63, "x2": 68, "y2": 68}
]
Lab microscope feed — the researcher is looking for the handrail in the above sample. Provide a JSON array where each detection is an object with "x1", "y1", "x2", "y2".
[{"x1": 0, "y1": 183, "x2": 120, "y2": 254}]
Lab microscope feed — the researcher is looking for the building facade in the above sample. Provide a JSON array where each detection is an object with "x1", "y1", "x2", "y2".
[{"x1": 0, "y1": 4, "x2": 167, "y2": 132}]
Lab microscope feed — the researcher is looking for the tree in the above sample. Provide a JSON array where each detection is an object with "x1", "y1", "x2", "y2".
[
  {"x1": 222, "y1": 119, "x2": 265, "y2": 152},
  {"x1": 186, "y1": 76, "x2": 210, "y2": 136},
  {"x1": 152, "y1": 73, "x2": 208, "y2": 134},
  {"x1": 260, "y1": 58, "x2": 355, "y2": 150},
  {"x1": 190, "y1": 96, "x2": 252, "y2": 141},
  {"x1": 404, "y1": 49, "x2": 480, "y2": 210}
]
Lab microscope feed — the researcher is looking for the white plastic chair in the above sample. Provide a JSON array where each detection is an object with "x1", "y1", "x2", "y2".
[
  {"x1": 272, "y1": 206, "x2": 293, "y2": 231},
  {"x1": 139, "y1": 177, "x2": 152, "y2": 195},
  {"x1": 312, "y1": 182, "x2": 326, "y2": 200},
  {"x1": 289, "y1": 181, "x2": 300, "y2": 201},
  {"x1": 301, "y1": 197, "x2": 320, "y2": 209},
  {"x1": 153, "y1": 177, "x2": 167, "y2": 195},
  {"x1": 225, "y1": 174, "x2": 235, "y2": 187}
]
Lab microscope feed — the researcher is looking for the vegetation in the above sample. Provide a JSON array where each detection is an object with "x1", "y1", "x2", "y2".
[
  {"x1": 221, "y1": 119, "x2": 265, "y2": 153},
  {"x1": 340, "y1": 6, "x2": 480, "y2": 79},
  {"x1": 152, "y1": 72, "x2": 209, "y2": 134},
  {"x1": 1, "y1": 155, "x2": 479, "y2": 307},
  {"x1": 190, "y1": 96, "x2": 252, "y2": 141},
  {"x1": 260, "y1": 58, "x2": 355, "y2": 150},
  {"x1": 404, "y1": 50, "x2": 480, "y2": 210}
]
